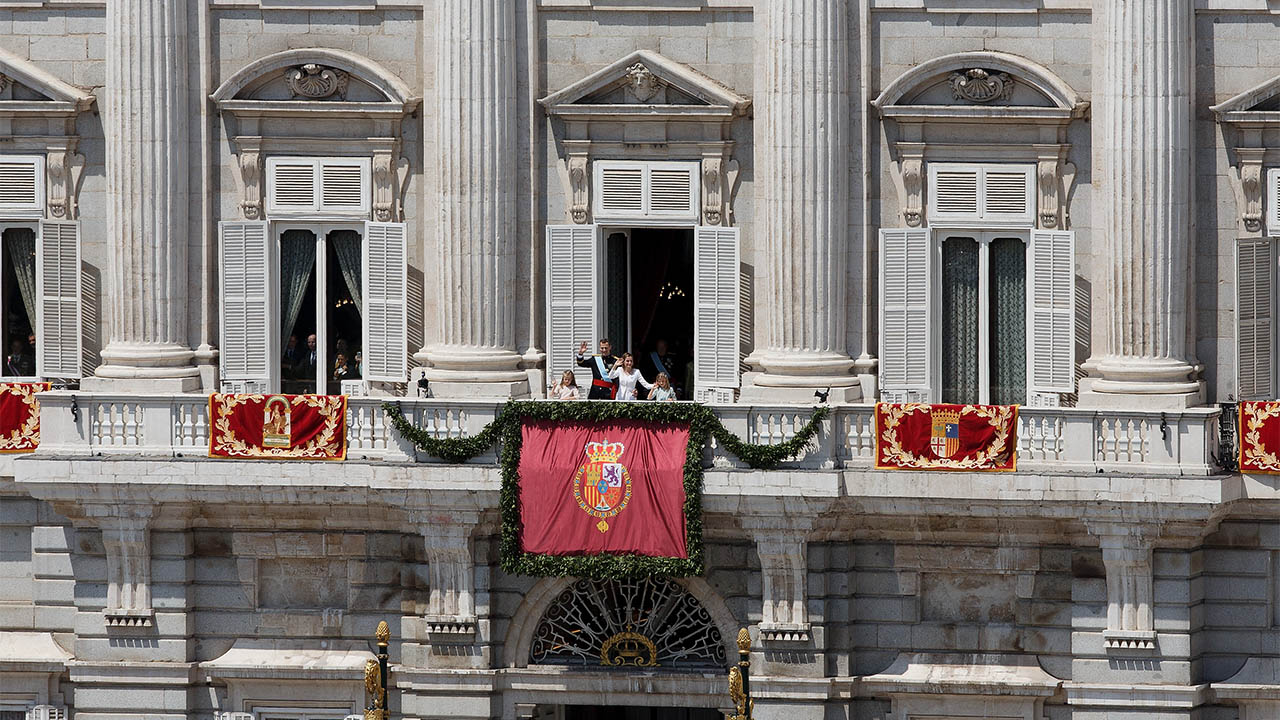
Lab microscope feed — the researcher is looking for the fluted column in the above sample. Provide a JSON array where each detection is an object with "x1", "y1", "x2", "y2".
[
  {"x1": 743, "y1": 0, "x2": 860, "y2": 402},
  {"x1": 90, "y1": 0, "x2": 199, "y2": 390},
  {"x1": 423, "y1": 0, "x2": 529, "y2": 398},
  {"x1": 1081, "y1": 0, "x2": 1203, "y2": 408}
]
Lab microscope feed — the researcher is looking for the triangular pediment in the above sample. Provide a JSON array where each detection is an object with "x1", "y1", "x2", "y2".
[
  {"x1": 540, "y1": 50, "x2": 750, "y2": 115},
  {"x1": 1212, "y1": 74, "x2": 1280, "y2": 116},
  {"x1": 0, "y1": 46, "x2": 94, "y2": 111}
]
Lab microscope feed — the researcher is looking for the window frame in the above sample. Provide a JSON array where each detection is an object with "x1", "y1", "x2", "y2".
[
  {"x1": 0, "y1": 154, "x2": 46, "y2": 219},
  {"x1": 932, "y1": 228, "x2": 1031, "y2": 405},
  {"x1": 0, "y1": 221, "x2": 41, "y2": 382},
  {"x1": 271, "y1": 221, "x2": 366, "y2": 395},
  {"x1": 249, "y1": 705, "x2": 358, "y2": 720},
  {"x1": 926, "y1": 161, "x2": 1037, "y2": 229}
]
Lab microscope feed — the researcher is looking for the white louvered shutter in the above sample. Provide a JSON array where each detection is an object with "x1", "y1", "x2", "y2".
[
  {"x1": 36, "y1": 221, "x2": 81, "y2": 379},
  {"x1": 1029, "y1": 230, "x2": 1076, "y2": 398},
  {"x1": 363, "y1": 221, "x2": 408, "y2": 382},
  {"x1": 694, "y1": 226, "x2": 740, "y2": 400},
  {"x1": 648, "y1": 163, "x2": 698, "y2": 218},
  {"x1": 219, "y1": 221, "x2": 273, "y2": 392},
  {"x1": 879, "y1": 228, "x2": 931, "y2": 402},
  {"x1": 545, "y1": 225, "x2": 598, "y2": 393},
  {"x1": 982, "y1": 166, "x2": 1035, "y2": 223},
  {"x1": 595, "y1": 163, "x2": 644, "y2": 218},
  {"x1": 0, "y1": 156, "x2": 44, "y2": 216},
  {"x1": 1237, "y1": 236, "x2": 1277, "y2": 400},
  {"x1": 929, "y1": 165, "x2": 980, "y2": 219},
  {"x1": 266, "y1": 157, "x2": 319, "y2": 214},
  {"x1": 320, "y1": 158, "x2": 370, "y2": 214},
  {"x1": 26, "y1": 707, "x2": 68, "y2": 720},
  {"x1": 928, "y1": 164, "x2": 1034, "y2": 225}
]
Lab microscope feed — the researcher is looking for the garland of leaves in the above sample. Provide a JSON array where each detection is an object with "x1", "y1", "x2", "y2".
[{"x1": 382, "y1": 400, "x2": 829, "y2": 579}]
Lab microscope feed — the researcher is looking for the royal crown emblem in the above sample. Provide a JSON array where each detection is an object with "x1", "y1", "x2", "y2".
[
  {"x1": 929, "y1": 407, "x2": 961, "y2": 459},
  {"x1": 573, "y1": 440, "x2": 633, "y2": 533}
]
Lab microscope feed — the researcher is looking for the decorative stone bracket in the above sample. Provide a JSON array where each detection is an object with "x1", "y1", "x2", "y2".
[
  {"x1": 1090, "y1": 522, "x2": 1157, "y2": 655},
  {"x1": 1036, "y1": 146, "x2": 1075, "y2": 230},
  {"x1": 418, "y1": 519, "x2": 477, "y2": 643},
  {"x1": 1234, "y1": 147, "x2": 1266, "y2": 235},
  {"x1": 99, "y1": 514, "x2": 153, "y2": 627},
  {"x1": 755, "y1": 529, "x2": 810, "y2": 642},
  {"x1": 46, "y1": 144, "x2": 86, "y2": 220},
  {"x1": 700, "y1": 152, "x2": 740, "y2": 227}
]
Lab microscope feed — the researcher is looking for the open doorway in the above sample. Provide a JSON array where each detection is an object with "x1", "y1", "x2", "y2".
[{"x1": 602, "y1": 227, "x2": 695, "y2": 398}]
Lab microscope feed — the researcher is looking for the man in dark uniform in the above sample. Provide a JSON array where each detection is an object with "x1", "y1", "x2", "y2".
[
  {"x1": 576, "y1": 338, "x2": 618, "y2": 400},
  {"x1": 644, "y1": 338, "x2": 684, "y2": 398}
]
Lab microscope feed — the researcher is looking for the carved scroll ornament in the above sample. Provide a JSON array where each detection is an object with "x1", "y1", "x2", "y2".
[
  {"x1": 285, "y1": 64, "x2": 350, "y2": 100},
  {"x1": 950, "y1": 68, "x2": 1014, "y2": 104}
]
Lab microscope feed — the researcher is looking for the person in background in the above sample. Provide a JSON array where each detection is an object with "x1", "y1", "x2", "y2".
[
  {"x1": 5, "y1": 338, "x2": 33, "y2": 376},
  {"x1": 645, "y1": 338, "x2": 684, "y2": 397},
  {"x1": 282, "y1": 334, "x2": 299, "y2": 367},
  {"x1": 332, "y1": 352, "x2": 351, "y2": 382},
  {"x1": 608, "y1": 352, "x2": 653, "y2": 401},
  {"x1": 351, "y1": 351, "x2": 363, "y2": 379},
  {"x1": 576, "y1": 339, "x2": 618, "y2": 399},
  {"x1": 549, "y1": 370, "x2": 580, "y2": 400},
  {"x1": 647, "y1": 372, "x2": 677, "y2": 402}
]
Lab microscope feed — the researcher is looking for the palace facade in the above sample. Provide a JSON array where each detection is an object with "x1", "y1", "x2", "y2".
[{"x1": 2, "y1": 1, "x2": 1280, "y2": 719}]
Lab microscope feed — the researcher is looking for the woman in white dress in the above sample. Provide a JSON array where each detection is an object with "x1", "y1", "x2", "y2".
[{"x1": 608, "y1": 353, "x2": 653, "y2": 400}]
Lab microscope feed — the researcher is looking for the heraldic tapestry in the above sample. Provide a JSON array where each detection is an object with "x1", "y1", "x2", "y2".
[
  {"x1": 1239, "y1": 400, "x2": 1280, "y2": 474},
  {"x1": 875, "y1": 402, "x2": 1018, "y2": 471},
  {"x1": 0, "y1": 382, "x2": 48, "y2": 453},
  {"x1": 209, "y1": 393, "x2": 348, "y2": 460}
]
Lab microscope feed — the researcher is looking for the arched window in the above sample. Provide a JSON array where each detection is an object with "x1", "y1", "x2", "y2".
[{"x1": 529, "y1": 577, "x2": 726, "y2": 670}]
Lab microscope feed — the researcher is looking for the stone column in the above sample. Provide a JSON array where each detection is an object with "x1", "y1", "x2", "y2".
[
  {"x1": 89, "y1": 0, "x2": 200, "y2": 391},
  {"x1": 743, "y1": 0, "x2": 860, "y2": 403},
  {"x1": 1080, "y1": 0, "x2": 1203, "y2": 408},
  {"x1": 424, "y1": 0, "x2": 530, "y2": 398}
]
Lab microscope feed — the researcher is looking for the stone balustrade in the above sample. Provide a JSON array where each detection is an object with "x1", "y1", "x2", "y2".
[{"x1": 22, "y1": 393, "x2": 1223, "y2": 479}]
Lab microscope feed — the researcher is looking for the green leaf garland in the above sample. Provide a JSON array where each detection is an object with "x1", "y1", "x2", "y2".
[{"x1": 383, "y1": 400, "x2": 830, "y2": 579}]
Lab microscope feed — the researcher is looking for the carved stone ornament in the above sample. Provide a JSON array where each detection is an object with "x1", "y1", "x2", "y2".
[
  {"x1": 1238, "y1": 151, "x2": 1264, "y2": 233},
  {"x1": 0, "y1": 73, "x2": 11, "y2": 94},
  {"x1": 284, "y1": 64, "x2": 350, "y2": 100},
  {"x1": 949, "y1": 68, "x2": 1014, "y2": 104},
  {"x1": 701, "y1": 157, "x2": 723, "y2": 226},
  {"x1": 568, "y1": 155, "x2": 589, "y2": 224},
  {"x1": 624, "y1": 62, "x2": 661, "y2": 102}
]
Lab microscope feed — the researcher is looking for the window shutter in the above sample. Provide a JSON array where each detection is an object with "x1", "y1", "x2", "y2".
[
  {"x1": 0, "y1": 156, "x2": 44, "y2": 215},
  {"x1": 218, "y1": 221, "x2": 273, "y2": 390},
  {"x1": 320, "y1": 159, "x2": 370, "y2": 213},
  {"x1": 362, "y1": 221, "x2": 408, "y2": 383},
  {"x1": 1237, "y1": 236, "x2": 1276, "y2": 400},
  {"x1": 982, "y1": 167, "x2": 1034, "y2": 220},
  {"x1": 694, "y1": 226, "x2": 740, "y2": 399},
  {"x1": 545, "y1": 224, "x2": 598, "y2": 393},
  {"x1": 648, "y1": 163, "x2": 698, "y2": 217},
  {"x1": 928, "y1": 163, "x2": 1034, "y2": 225},
  {"x1": 596, "y1": 163, "x2": 644, "y2": 217},
  {"x1": 930, "y1": 166, "x2": 980, "y2": 218},
  {"x1": 266, "y1": 158, "x2": 319, "y2": 214},
  {"x1": 879, "y1": 228, "x2": 931, "y2": 402},
  {"x1": 35, "y1": 221, "x2": 81, "y2": 379},
  {"x1": 1029, "y1": 230, "x2": 1076, "y2": 396}
]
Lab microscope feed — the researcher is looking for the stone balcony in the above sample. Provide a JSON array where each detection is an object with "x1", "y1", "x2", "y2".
[{"x1": 7, "y1": 394, "x2": 1241, "y2": 510}]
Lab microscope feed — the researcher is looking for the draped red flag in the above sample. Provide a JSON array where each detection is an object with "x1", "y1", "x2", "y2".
[
  {"x1": 0, "y1": 382, "x2": 48, "y2": 453},
  {"x1": 208, "y1": 393, "x2": 347, "y2": 460},
  {"x1": 518, "y1": 418, "x2": 689, "y2": 558},
  {"x1": 875, "y1": 402, "x2": 1018, "y2": 471},
  {"x1": 1239, "y1": 401, "x2": 1280, "y2": 474}
]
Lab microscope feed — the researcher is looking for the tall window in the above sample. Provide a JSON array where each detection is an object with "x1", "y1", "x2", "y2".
[
  {"x1": 0, "y1": 225, "x2": 37, "y2": 378},
  {"x1": 277, "y1": 225, "x2": 364, "y2": 395}
]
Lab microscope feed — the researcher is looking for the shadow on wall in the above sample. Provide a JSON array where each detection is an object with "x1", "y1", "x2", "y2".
[
  {"x1": 1074, "y1": 276, "x2": 1091, "y2": 401},
  {"x1": 81, "y1": 262, "x2": 101, "y2": 377},
  {"x1": 739, "y1": 262, "x2": 754, "y2": 369},
  {"x1": 407, "y1": 262, "x2": 425, "y2": 364}
]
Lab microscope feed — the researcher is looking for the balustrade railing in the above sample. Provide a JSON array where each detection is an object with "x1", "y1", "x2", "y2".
[{"x1": 25, "y1": 393, "x2": 1222, "y2": 477}]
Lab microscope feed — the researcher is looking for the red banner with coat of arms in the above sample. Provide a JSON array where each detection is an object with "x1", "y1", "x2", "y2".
[
  {"x1": 875, "y1": 403, "x2": 1018, "y2": 471},
  {"x1": 208, "y1": 393, "x2": 347, "y2": 460},
  {"x1": 518, "y1": 419, "x2": 690, "y2": 558},
  {"x1": 1239, "y1": 401, "x2": 1280, "y2": 474},
  {"x1": 0, "y1": 382, "x2": 49, "y2": 453}
]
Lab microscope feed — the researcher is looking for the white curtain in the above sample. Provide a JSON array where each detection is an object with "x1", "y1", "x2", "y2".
[
  {"x1": 331, "y1": 229, "x2": 363, "y2": 316},
  {"x1": 280, "y1": 229, "x2": 316, "y2": 343}
]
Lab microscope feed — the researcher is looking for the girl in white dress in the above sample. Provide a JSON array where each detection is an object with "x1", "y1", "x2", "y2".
[
  {"x1": 549, "y1": 370, "x2": 580, "y2": 400},
  {"x1": 608, "y1": 353, "x2": 653, "y2": 400}
]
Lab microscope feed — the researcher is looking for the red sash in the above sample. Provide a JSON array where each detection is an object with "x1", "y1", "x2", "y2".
[{"x1": 592, "y1": 378, "x2": 617, "y2": 399}]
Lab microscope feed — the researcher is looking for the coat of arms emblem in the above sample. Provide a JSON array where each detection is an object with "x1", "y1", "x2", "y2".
[
  {"x1": 262, "y1": 395, "x2": 292, "y2": 448},
  {"x1": 929, "y1": 407, "x2": 961, "y2": 458},
  {"x1": 573, "y1": 440, "x2": 633, "y2": 533}
]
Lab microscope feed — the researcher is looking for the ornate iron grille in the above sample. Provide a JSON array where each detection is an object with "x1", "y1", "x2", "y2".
[{"x1": 529, "y1": 577, "x2": 727, "y2": 670}]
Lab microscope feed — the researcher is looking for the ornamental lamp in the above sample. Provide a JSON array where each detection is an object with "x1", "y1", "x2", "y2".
[
  {"x1": 727, "y1": 627, "x2": 753, "y2": 720},
  {"x1": 363, "y1": 621, "x2": 390, "y2": 720}
]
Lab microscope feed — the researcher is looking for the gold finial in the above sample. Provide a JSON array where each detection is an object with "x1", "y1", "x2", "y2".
[
  {"x1": 376, "y1": 620, "x2": 390, "y2": 644},
  {"x1": 736, "y1": 627, "x2": 750, "y2": 653}
]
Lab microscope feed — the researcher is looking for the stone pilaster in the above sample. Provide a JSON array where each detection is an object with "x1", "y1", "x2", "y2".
[
  {"x1": 90, "y1": 0, "x2": 199, "y2": 391},
  {"x1": 743, "y1": 0, "x2": 859, "y2": 403},
  {"x1": 1080, "y1": 0, "x2": 1203, "y2": 408},
  {"x1": 424, "y1": 0, "x2": 529, "y2": 398}
]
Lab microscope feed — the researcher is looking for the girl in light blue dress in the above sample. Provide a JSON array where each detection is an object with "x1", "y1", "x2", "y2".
[{"x1": 647, "y1": 372, "x2": 677, "y2": 402}]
